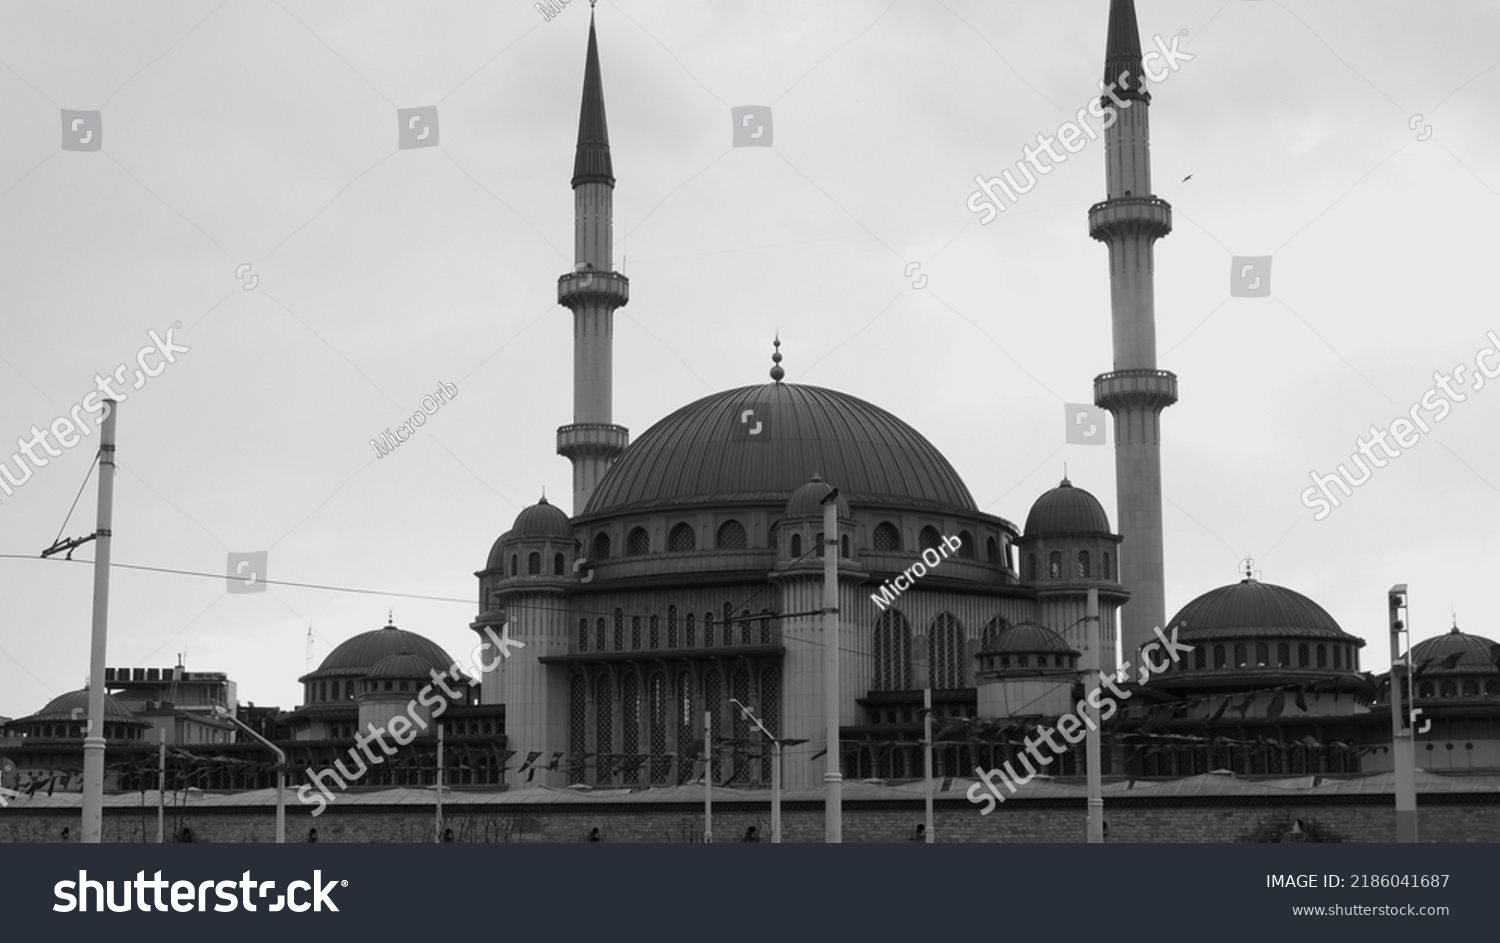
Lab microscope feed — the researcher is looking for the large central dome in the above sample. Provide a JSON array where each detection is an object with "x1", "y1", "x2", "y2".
[{"x1": 582, "y1": 383, "x2": 976, "y2": 517}]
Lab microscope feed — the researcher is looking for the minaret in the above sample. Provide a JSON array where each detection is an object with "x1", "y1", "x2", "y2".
[
  {"x1": 556, "y1": 7, "x2": 629, "y2": 515},
  {"x1": 1089, "y1": 0, "x2": 1176, "y2": 662}
]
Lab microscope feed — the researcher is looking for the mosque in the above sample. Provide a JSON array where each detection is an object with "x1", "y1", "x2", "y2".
[{"x1": 3, "y1": 1, "x2": 1498, "y2": 817}]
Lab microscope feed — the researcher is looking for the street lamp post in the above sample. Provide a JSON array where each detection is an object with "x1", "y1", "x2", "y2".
[
  {"x1": 213, "y1": 705, "x2": 285, "y2": 843},
  {"x1": 729, "y1": 697, "x2": 781, "y2": 843}
]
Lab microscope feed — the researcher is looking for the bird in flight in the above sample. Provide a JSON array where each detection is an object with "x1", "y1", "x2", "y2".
[{"x1": 1181, "y1": 174, "x2": 1193, "y2": 182}]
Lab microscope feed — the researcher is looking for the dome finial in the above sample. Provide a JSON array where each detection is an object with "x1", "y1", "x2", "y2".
[
  {"x1": 769, "y1": 333, "x2": 785, "y2": 382},
  {"x1": 1242, "y1": 557, "x2": 1254, "y2": 582},
  {"x1": 1452, "y1": 607, "x2": 1459, "y2": 633},
  {"x1": 387, "y1": 607, "x2": 394, "y2": 626}
]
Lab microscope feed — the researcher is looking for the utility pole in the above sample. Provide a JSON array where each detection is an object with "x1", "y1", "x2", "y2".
[
  {"x1": 80, "y1": 400, "x2": 117, "y2": 843},
  {"x1": 157, "y1": 728, "x2": 166, "y2": 843},
  {"x1": 703, "y1": 709, "x2": 712, "y2": 843},
  {"x1": 1086, "y1": 588, "x2": 1104, "y2": 843},
  {"x1": 1389, "y1": 584, "x2": 1417, "y2": 842},
  {"x1": 820, "y1": 488, "x2": 842, "y2": 843},
  {"x1": 436, "y1": 722, "x2": 445, "y2": 842},
  {"x1": 923, "y1": 687, "x2": 934, "y2": 843},
  {"x1": 730, "y1": 697, "x2": 782, "y2": 843}
]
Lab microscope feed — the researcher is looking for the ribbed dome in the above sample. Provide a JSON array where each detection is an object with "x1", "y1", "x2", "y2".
[
  {"x1": 1024, "y1": 478, "x2": 1112, "y2": 536},
  {"x1": 984, "y1": 621, "x2": 1075, "y2": 654},
  {"x1": 486, "y1": 530, "x2": 514, "y2": 572},
  {"x1": 512, "y1": 496, "x2": 571, "y2": 538},
  {"x1": 32, "y1": 689, "x2": 139, "y2": 723},
  {"x1": 582, "y1": 383, "x2": 975, "y2": 517},
  {"x1": 1168, "y1": 579, "x2": 1360, "y2": 643},
  {"x1": 303, "y1": 625, "x2": 455, "y2": 681},
  {"x1": 785, "y1": 475, "x2": 850, "y2": 518},
  {"x1": 1410, "y1": 627, "x2": 1498, "y2": 673},
  {"x1": 367, "y1": 651, "x2": 437, "y2": 680}
]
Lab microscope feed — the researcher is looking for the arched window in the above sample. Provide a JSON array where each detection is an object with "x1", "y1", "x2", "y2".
[
  {"x1": 668, "y1": 606, "x2": 678, "y2": 648},
  {"x1": 919, "y1": 526, "x2": 941, "y2": 552},
  {"x1": 527, "y1": 552, "x2": 541, "y2": 575},
  {"x1": 1076, "y1": 550, "x2": 1091, "y2": 579},
  {"x1": 873, "y1": 522, "x2": 901, "y2": 552},
  {"x1": 1234, "y1": 642, "x2": 1247, "y2": 668},
  {"x1": 1316, "y1": 645, "x2": 1327, "y2": 668},
  {"x1": 958, "y1": 531, "x2": 975, "y2": 559},
  {"x1": 704, "y1": 612, "x2": 715, "y2": 647},
  {"x1": 631, "y1": 616, "x2": 642, "y2": 650},
  {"x1": 614, "y1": 609, "x2": 625, "y2": 650},
  {"x1": 1440, "y1": 680, "x2": 1457, "y2": 697},
  {"x1": 579, "y1": 618, "x2": 589, "y2": 652},
  {"x1": 814, "y1": 532, "x2": 824, "y2": 557},
  {"x1": 569, "y1": 676, "x2": 587, "y2": 785},
  {"x1": 669, "y1": 523, "x2": 696, "y2": 552},
  {"x1": 1419, "y1": 681, "x2": 1434, "y2": 698},
  {"x1": 741, "y1": 609, "x2": 753, "y2": 645},
  {"x1": 1462, "y1": 679, "x2": 1479, "y2": 697},
  {"x1": 1277, "y1": 642, "x2": 1290, "y2": 667},
  {"x1": 627, "y1": 527, "x2": 650, "y2": 556},
  {"x1": 1048, "y1": 551, "x2": 1062, "y2": 579},
  {"x1": 621, "y1": 674, "x2": 640, "y2": 785},
  {"x1": 1297, "y1": 643, "x2": 1309, "y2": 668},
  {"x1": 649, "y1": 673, "x2": 668, "y2": 784},
  {"x1": 981, "y1": 616, "x2": 1008, "y2": 650},
  {"x1": 928, "y1": 614, "x2": 965, "y2": 689},
  {"x1": 872, "y1": 610, "x2": 913, "y2": 690},
  {"x1": 716, "y1": 520, "x2": 747, "y2": 550},
  {"x1": 1255, "y1": 642, "x2": 1268, "y2": 667},
  {"x1": 597, "y1": 617, "x2": 606, "y2": 652},
  {"x1": 790, "y1": 533, "x2": 802, "y2": 557},
  {"x1": 591, "y1": 532, "x2": 610, "y2": 561},
  {"x1": 1332, "y1": 646, "x2": 1341, "y2": 669},
  {"x1": 320, "y1": 682, "x2": 327, "y2": 701},
  {"x1": 1195, "y1": 646, "x2": 1207, "y2": 671},
  {"x1": 509, "y1": 554, "x2": 518, "y2": 577},
  {"x1": 760, "y1": 668, "x2": 780, "y2": 783},
  {"x1": 725, "y1": 602, "x2": 735, "y2": 645},
  {"x1": 650, "y1": 614, "x2": 660, "y2": 649},
  {"x1": 841, "y1": 534, "x2": 850, "y2": 558},
  {"x1": 554, "y1": 552, "x2": 565, "y2": 575},
  {"x1": 1213, "y1": 644, "x2": 1226, "y2": 669},
  {"x1": 985, "y1": 537, "x2": 999, "y2": 565},
  {"x1": 767, "y1": 521, "x2": 779, "y2": 551},
  {"x1": 760, "y1": 609, "x2": 772, "y2": 644},
  {"x1": 594, "y1": 675, "x2": 612, "y2": 785},
  {"x1": 676, "y1": 673, "x2": 695, "y2": 785},
  {"x1": 686, "y1": 612, "x2": 696, "y2": 648}
]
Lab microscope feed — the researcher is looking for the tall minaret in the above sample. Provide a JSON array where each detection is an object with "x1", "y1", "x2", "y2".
[
  {"x1": 1089, "y1": 0, "x2": 1176, "y2": 662},
  {"x1": 556, "y1": 8, "x2": 629, "y2": 515}
]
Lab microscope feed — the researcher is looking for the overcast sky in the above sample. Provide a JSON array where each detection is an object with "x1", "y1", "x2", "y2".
[{"x1": 0, "y1": 1, "x2": 1496, "y2": 720}]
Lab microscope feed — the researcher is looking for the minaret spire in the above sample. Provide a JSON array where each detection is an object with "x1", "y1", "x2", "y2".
[
  {"x1": 557, "y1": 7, "x2": 630, "y2": 515},
  {"x1": 1089, "y1": 0, "x2": 1177, "y2": 665}
]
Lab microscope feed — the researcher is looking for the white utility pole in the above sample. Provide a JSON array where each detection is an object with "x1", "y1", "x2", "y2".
[{"x1": 80, "y1": 400, "x2": 117, "y2": 843}]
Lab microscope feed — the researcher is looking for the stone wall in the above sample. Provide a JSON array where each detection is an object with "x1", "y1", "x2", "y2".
[{"x1": 3, "y1": 795, "x2": 1497, "y2": 843}]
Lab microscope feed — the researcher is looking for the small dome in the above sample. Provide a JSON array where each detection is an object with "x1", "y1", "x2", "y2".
[
  {"x1": 1409, "y1": 627, "x2": 1498, "y2": 674},
  {"x1": 1024, "y1": 478, "x2": 1112, "y2": 537},
  {"x1": 485, "y1": 530, "x2": 514, "y2": 571},
  {"x1": 511, "y1": 496, "x2": 572, "y2": 539},
  {"x1": 1168, "y1": 579, "x2": 1360, "y2": 644},
  {"x1": 984, "y1": 621, "x2": 1075, "y2": 655},
  {"x1": 32, "y1": 689, "x2": 138, "y2": 723},
  {"x1": 366, "y1": 651, "x2": 437, "y2": 680},
  {"x1": 785, "y1": 475, "x2": 850, "y2": 518},
  {"x1": 303, "y1": 624, "x2": 456, "y2": 682}
]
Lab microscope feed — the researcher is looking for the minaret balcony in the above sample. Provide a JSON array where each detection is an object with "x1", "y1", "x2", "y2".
[
  {"x1": 1088, "y1": 196, "x2": 1172, "y2": 241},
  {"x1": 558, "y1": 269, "x2": 629, "y2": 309},
  {"x1": 556, "y1": 422, "x2": 630, "y2": 460},
  {"x1": 1094, "y1": 368, "x2": 1178, "y2": 411}
]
